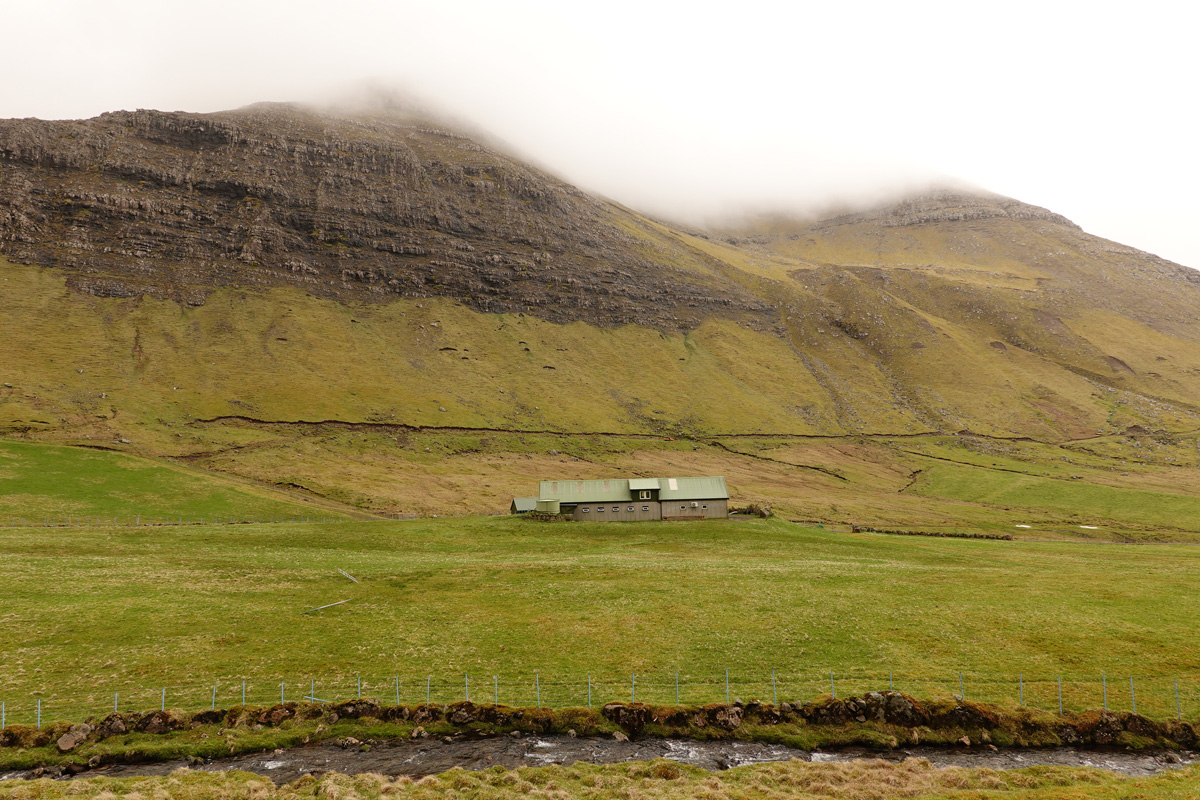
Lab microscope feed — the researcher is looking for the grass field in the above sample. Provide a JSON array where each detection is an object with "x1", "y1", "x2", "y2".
[
  {"x1": 1, "y1": 514, "x2": 1197, "y2": 723},
  {"x1": 0, "y1": 440, "x2": 347, "y2": 522},
  {"x1": 4, "y1": 761, "x2": 1200, "y2": 800}
]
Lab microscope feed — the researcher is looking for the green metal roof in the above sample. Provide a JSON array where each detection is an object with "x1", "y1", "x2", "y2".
[
  {"x1": 510, "y1": 497, "x2": 538, "y2": 512},
  {"x1": 657, "y1": 476, "x2": 729, "y2": 500},
  {"x1": 540, "y1": 479, "x2": 633, "y2": 503},
  {"x1": 539, "y1": 476, "x2": 727, "y2": 503}
]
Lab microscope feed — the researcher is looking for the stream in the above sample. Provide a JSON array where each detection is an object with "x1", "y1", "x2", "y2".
[{"x1": 5, "y1": 734, "x2": 1196, "y2": 783}]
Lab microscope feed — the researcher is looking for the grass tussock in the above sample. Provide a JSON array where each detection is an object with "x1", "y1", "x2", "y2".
[{"x1": 3, "y1": 760, "x2": 1199, "y2": 800}]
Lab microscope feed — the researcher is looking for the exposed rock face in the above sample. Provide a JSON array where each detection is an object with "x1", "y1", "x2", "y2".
[
  {"x1": 0, "y1": 103, "x2": 769, "y2": 329},
  {"x1": 811, "y1": 190, "x2": 1080, "y2": 231}
]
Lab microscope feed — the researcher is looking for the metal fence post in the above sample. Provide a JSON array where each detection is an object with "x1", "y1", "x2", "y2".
[
  {"x1": 1058, "y1": 676, "x2": 1063, "y2": 714},
  {"x1": 1131, "y1": 676, "x2": 1137, "y2": 714},
  {"x1": 830, "y1": 670, "x2": 835, "y2": 700},
  {"x1": 631, "y1": 672, "x2": 636, "y2": 704},
  {"x1": 1176, "y1": 679, "x2": 1182, "y2": 720},
  {"x1": 242, "y1": 680, "x2": 246, "y2": 707},
  {"x1": 726, "y1": 668, "x2": 730, "y2": 704},
  {"x1": 772, "y1": 669, "x2": 777, "y2": 706},
  {"x1": 161, "y1": 688, "x2": 166, "y2": 711},
  {"x1": 426, "y1": 676, "x2": 430, "y2": 706},
  {"x1": 37, "y1": 699, "x2": 40, "y2": 729},
  {"x1": 536, "y1": 674, "x2": 541, "y2": 708},
  {"x1": 675, "y1": 670, "x2": 680, "y2": 705},
  {"x1": 212, "y1": 685, "x2": 217, "y2": 710},
  {"x1": 465, "y1": 674, "x2": 469, "y2": 702},
  {"x1": 889, "y1": 670, "x2": 893, "y2": 691},
  {"x1": 1018, "y1": 674, "x2": 1023, "y2": 706},
  {"x1": 960, "y1": 671, "x2": 964, "y2": 701},
  {"x1": 494, "y1": 675, "x2": 498, "y2": 706},
  {"x1": 588, "y1": 675, "x2": 591, "y2": 709},
  {"x1": 395, "y1": 676, "x2": 400, "y2": 707},
  {"x1": 357, "y1": 676, "x2": 361, "y2": 700}
]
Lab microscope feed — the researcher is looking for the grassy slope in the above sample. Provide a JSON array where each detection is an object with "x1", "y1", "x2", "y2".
[
  {"x1": 0, "y1": 440, "x2": 346, "y2": 520},
  {"x1": 8, "y1": 256, "x2": 1200, "y2": 532},
  {"x1": 5, "y1": 761, "x2": 1200, "y2": 800},
  {"x1": 1, "y1": 516, "x2": 1197, "y2": 720}
]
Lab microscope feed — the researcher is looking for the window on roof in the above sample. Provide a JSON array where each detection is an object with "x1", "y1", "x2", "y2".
[{"x1": 639, "y1": 490, "x2": 651, "y2": 500}]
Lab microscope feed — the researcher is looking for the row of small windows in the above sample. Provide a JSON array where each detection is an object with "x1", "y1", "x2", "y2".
[
  {"x1": 580, "y1": 504, "x2": 708, "y2": 512},
  {"x1": 581, "y1": 506, "x2": 648, "y2": 513}
]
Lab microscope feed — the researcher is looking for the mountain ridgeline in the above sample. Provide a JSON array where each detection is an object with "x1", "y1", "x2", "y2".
[{"x1": 3, "y1": 100, "x2": 1200, "y2": 452}]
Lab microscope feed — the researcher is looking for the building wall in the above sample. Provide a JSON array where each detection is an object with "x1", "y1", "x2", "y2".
[
  {"x1": 572, "y1": 502, "x2": 662, "y2": 521},
  {"x1": 569, "y1": 499, "x2": 728, "y2": 521},
  {"x1": 661, "y1": 499, "x2": 727, "y2": 520}
]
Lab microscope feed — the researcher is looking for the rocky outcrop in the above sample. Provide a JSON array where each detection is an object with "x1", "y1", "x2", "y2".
[
  {"x1": 0, "y1": 103, "x2": 771, "y2": 329},
  {"x1": 809, "y1": 190, "x2": 1079, "y2": 231}
]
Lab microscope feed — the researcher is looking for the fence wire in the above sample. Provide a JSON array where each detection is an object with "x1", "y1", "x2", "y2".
[{"x1": 1, "y1": 670, "x2": 1195, "y2": 728}]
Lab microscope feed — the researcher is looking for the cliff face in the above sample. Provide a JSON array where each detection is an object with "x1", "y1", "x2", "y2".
[{"x1": 0, "y1": 103, "x2": 770, "y2": 328}]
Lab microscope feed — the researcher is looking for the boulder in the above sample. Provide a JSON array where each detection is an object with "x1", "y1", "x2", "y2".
[
  {"x1": 56, "y1": 729, "x2": 88, "y2": 752},
  {"x1": 331, "y1": 699, "x2": 380, "y2": 719},
  {"x1": 136, "y1": 711, "x2": 175, "y2": 735},
  {"x1": 94, "y1": 713, "x2": 128, "y2": 739},
  {"x1": 447, "y1": 702, "x2": 477, "y2": 724},
  {"x1": 257, "y1": 704, "x2": 295, "y2": 726}
]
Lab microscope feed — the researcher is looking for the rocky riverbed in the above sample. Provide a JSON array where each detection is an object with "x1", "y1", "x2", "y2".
[{"x1": 6, "y1": 734, "x2": 1196, "y2": 784}]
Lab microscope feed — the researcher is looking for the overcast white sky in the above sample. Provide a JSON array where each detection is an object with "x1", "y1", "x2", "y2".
[{"x1": 5, "y1": 0, "x2": 1199, "y2": 267}]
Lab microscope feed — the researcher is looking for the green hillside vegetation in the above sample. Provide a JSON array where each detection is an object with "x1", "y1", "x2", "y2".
[
  {"x1": 6, "y1": 256, "x2": 1200, "y2": 535},
  {"x1": 5, "y1": 760, "x2": 1200, "y2": 800},
  {"x1": 0, "y1": 440, "x2": 344, "y2": 521},
  {"x1": 1, "y1": 516, "x2": 1196, "y2": 721}
]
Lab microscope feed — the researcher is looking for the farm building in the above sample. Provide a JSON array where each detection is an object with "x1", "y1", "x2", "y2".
[
  {"x1": 510, "y1": 497, "x2": 538, "y2": 514},
  {"x1": 513, "y1": 476, "x2": 728, "y2": 521}
]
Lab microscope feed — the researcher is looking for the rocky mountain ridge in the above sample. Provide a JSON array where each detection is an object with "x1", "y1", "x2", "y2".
[{"x1": 0, "y1": 103, "x2": 770, "y2": 328}]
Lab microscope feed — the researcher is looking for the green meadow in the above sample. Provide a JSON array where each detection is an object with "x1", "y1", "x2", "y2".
[
  {"x1": 1, "y1": 513, "x2": 1196, "y2": 723},
  {"x1": 0, "y1": 440, "x2": 343, "y2": 522}
]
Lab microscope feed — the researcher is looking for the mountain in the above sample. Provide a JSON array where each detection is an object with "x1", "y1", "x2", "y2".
[
  {"x1": 4, "y1": 102, "x2": 1200, "y2": 528},
  {"x1": 0, "y1": 102, "x2": 770, "y2": 328}
]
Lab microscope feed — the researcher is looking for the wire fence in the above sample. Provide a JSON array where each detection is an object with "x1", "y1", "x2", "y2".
[{"x1": 2, "y1": 669, "x2": 1196, "y2": 729}]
